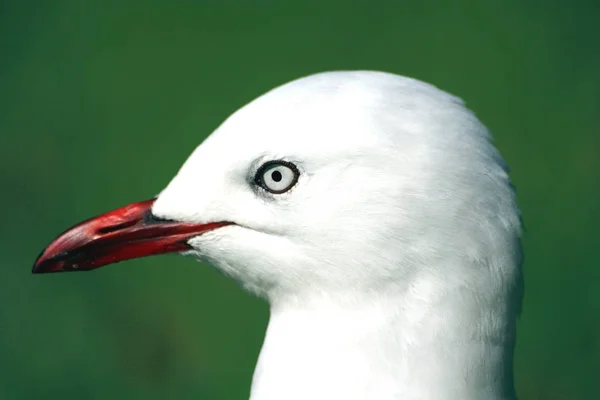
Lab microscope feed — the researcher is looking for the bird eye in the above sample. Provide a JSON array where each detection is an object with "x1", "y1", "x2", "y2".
[{"x1": 255, "y1": 161, "x2": 299, "y2": 194}]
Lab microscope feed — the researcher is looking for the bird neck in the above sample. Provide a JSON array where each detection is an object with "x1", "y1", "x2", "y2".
[{"x1": 249, "y1": 288, "x2": 518, "y2": 400}]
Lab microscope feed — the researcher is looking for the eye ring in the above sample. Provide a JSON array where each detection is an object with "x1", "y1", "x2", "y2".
[{"x1": 254, "y1": 160, "x2": 300, "y2": 194}]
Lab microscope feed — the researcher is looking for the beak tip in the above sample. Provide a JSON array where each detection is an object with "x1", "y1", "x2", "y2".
[
  {"x1": 32, "y1": 250, "x2": 46, "y2": 274},
  {"x1": 32, "y1": 250, "x2": 64, "y2": 274},
  {"x1": 33, "y1": 247, "x2": 101, "y2": 274},
  {"x1": 32, "y1": 260, "x2": 50, "y2": 274}
]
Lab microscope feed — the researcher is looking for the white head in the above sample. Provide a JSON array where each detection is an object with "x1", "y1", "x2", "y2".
[
  {"x1": 152, "y1": 72, "x2": 524, "y2": 399},
  {"x1": 152, "y1": 70, "x2": 522, "y2": 308}
]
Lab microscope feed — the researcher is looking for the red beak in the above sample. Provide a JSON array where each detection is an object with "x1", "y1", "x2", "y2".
[{"x1": 32, "y1": 199, "x2": 230, "y2": 274}]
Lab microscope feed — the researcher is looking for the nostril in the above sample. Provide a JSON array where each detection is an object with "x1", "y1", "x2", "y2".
[{"x1": 97, "y1": 220, "x2": 137, "y2": 234}]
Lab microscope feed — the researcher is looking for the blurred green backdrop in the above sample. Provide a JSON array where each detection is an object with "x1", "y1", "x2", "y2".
[{"x1": 1, "y1": 0, "x2": 599, "y2": 399}]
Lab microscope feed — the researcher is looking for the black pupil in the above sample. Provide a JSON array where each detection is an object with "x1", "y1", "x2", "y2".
[{"x1": 271, "y1": 170, "x2": 283, "y2": 182}]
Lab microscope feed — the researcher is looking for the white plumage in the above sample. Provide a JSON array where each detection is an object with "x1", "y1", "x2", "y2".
[{"x1": 151, "y1": 71, "x2": 523, "y2": 400}]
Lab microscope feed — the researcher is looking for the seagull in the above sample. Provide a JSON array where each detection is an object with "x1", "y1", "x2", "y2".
[{"x1": 33, "y1": 71, "x2": 523, "y2": 400}]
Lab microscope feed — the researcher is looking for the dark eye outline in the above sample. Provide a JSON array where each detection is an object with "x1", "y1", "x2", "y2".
[{"x1": 254, "y1": 160, "x2": 300, "y2": 194}]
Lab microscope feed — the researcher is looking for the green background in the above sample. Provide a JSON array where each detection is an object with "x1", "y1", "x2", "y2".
[{"x1": 1, "y1": 1, "x2": 598, "y2": 399}]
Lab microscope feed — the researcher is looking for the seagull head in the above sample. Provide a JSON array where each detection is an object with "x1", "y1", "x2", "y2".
[{"x1": 34, "y1": 71, "x2": 522, "y2": 306}]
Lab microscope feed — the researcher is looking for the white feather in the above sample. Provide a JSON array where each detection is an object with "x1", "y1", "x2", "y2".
[{"x1": 153, "y1": 71, "x2": 523, "y2": 400}]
